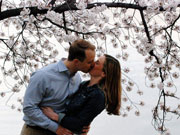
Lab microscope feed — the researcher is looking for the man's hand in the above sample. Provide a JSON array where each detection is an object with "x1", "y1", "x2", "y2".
[
  {"x1": 81, "y1": 125, "x2": 90, "y2": 135},
  {"x1": 56, "y1": 125, "x2": 73, "y2": 135}
]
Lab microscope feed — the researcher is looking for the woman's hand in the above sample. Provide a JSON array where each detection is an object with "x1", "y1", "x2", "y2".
[
  {"x1": 81, "y1": 125, "x2": 90, "y2": 135},
  {"x1": 56, "y1": 125, "x2": 73, "y2": 135},
  {"x1": 41, "y1": 107, "x2": 59, "y2": 121}
]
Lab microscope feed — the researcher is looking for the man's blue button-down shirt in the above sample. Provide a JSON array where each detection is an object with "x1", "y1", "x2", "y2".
[{"x1": 23, "y1": 60, "x2": 82, "y2": 133}]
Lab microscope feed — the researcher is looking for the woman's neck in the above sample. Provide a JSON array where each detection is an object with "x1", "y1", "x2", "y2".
[{"x1": 88, "y1": 76, "x2": 101, "y2": 87}]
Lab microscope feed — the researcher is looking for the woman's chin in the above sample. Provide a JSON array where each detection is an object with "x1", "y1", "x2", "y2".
[{"x1": 88, "y1": 71, "x2": 93, "y2": 76}]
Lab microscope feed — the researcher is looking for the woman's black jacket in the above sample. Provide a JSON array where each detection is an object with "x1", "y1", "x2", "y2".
[{"x1": 60, "y1": 81, "x2": 106, "y2": 134}]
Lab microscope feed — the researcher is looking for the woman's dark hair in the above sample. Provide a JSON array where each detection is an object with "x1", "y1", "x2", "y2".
[{"x1": 100, "y1": 54, "x2": 122, "y2": 115}]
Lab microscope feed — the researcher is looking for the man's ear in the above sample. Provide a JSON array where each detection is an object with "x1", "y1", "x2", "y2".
[{"x1": 73, "y1": 59, "x2": 80, "y2": 64}]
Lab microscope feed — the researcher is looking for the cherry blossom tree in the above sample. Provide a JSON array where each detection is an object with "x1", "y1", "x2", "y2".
[{"x1": 0, "y1": 0, "x2": 180, "y2": 134}]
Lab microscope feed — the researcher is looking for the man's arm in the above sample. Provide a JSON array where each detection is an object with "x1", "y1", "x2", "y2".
[
  {"x1": 41, "y1": 107, "x2": 73, "y2": 135},
  {"x1": 23, "y1": 72, "x2": 59, "y2": 133}
]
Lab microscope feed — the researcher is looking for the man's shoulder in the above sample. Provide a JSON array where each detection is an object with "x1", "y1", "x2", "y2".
[
  {"x1": 41, "y1": 62, "x2": 58, "y2": 71},
  {"x1": 31, "y1": 63, "x2": 57, "y2": 77},
  {"x1": 34, "y1": 62, "x2": 60, "y2": 75},
  {"x1": 31, "y1": 70, "x2": 47, "y2": 80}
]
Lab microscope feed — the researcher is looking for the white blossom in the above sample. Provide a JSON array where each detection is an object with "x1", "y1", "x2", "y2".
[
  {"x1": 166, "y1": 81, "x2": 173, "y2": 87},
  {"x1": 123, "y1": 67, "x2": 130, "y2": 73},
  {"x1": 126, "y1": 86, "x2": 132, "y2": 92},
  {"x1": 16, "y1": 58, "x2": 25, "y2": 64},
  {"x1": 137, "y1": 90, "x2": 143, "y2": 95},
  {"x1": 157, "y1": 82, "x2": 164, "y2": 90},
  {"x1": 135, "y1": 111, "x2": 140, "y2": 116},
  {"x1": 63, "y1": 35, "x2": 76, "y2": 43},
  {"x1": 0, "y1": 92, "x2": 5, "y2": 97},
  {"x1": 76, "y1": 1, "x2": 87, "y2": 10},
  {"x1": 138, "y1": 0, "x2": 147, "y2": 7},
  {"x1": 102, "y1": 26, "x2": 110, "y2": 34},
  {"x1": 11, "y1": 104, "x2": 15, "y2": 109},
  {"x1": 150, "y1": 83, "x2": 156, "y2": 88},
  {"x1": 7, "y1": 38, "x2": 14, "y2": 48},
  {"x1": 20, "y1": 8, "x2": 30, "y2": 16}
]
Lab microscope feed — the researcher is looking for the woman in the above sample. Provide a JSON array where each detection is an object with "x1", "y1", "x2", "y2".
[{"x1": 42, "y1": 54, "x2": 122, "y2": 134}]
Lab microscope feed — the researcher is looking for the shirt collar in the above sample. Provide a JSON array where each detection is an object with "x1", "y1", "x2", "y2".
[
  {"x1": 57, "y1": 58, "x2": 69, "y2": 73},
  {"x1": 58, "y1": 58, "x2": 77, "y2": 77}
]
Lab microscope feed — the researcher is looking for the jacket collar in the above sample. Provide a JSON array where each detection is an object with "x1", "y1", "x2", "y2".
[{"x1": 82, "y1": 81, "x2": 101, "y2": 92}]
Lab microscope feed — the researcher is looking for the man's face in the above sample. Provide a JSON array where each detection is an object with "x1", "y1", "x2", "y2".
[{"x1": 78, "y1": 49, "x2": 95, "y2": 73}]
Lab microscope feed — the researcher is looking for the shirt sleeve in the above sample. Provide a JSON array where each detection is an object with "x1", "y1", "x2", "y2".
[
  {"x1": 60, "y1": 91, "x2": 105, "y2": 133},
  {"x1": 23, "y1": 71, "x2": 59, "y2": 133},
  {"x1": 58, "y1": 113, "x2": 66, "y2": 123}
]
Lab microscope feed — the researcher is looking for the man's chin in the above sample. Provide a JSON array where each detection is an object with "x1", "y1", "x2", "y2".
[
  {"x1": 82, "y1": 67, "x2": 93, "y2": 73},
  {"x1": 82, "y1": 70, "x2": 89, "y2": 73}
]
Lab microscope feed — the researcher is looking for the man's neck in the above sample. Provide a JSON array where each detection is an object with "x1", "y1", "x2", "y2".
[{"x1": 63, "y1": 59, "x2": 77, "y2": 76}]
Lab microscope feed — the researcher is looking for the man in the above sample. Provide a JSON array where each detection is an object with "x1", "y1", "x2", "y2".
[{"x1": 20, "y1": 39, "x2": 96, "y2": 135}]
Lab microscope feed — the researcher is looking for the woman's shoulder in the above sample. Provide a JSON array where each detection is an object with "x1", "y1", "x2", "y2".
[
  {"x1": 89, "y1": 85, "x2": 105, "y2": 99},
  {"x1": 79, "y1": 81, "x2": 105, "y2": 100}
]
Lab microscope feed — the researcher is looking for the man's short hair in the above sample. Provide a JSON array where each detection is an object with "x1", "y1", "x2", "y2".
[{"x1": 68, "y1": 39, "x2": 95, "y2": 62}]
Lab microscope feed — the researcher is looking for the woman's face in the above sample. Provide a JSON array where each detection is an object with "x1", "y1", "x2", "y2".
[{"x1": 89, "y1": 55, "x2": 106, "y2": 77}]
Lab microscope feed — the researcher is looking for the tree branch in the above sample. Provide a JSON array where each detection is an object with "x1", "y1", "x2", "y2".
[
  {"x1": 44, "y1": 18, "x2": 102, "y2": 35},
  {"x1": 139, "y1": 9, "x2": 151, "y2": 42},
  {"x1": 1, "y1": 2, "x2": 180, "y2": 21},
  {"x1": 48, "y1": 0, "x2": 56, "y2": 6},
  {"x1": 0, "y1": 0, "x2": 2, "y2": 12},
  {"x1": 0, "y1": 2, "x2": 145, "y2": 21},
  {"x1": 62, "y1": 12, "x2": 68, "y2": 34}
]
